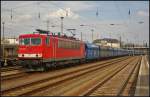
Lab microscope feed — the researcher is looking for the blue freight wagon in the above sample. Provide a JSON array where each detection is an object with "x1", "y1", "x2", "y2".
[{"x1": 85, "y1": 43, "x2": 99, "y2": 60}]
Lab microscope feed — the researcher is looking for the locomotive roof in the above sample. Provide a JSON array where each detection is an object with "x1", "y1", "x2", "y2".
[
  {"x1": 19, "y1": 33, "x2": 47, "y2": 37},
  {"x1": 19, "y1": 33, "x2": 81, "y2": 42}
]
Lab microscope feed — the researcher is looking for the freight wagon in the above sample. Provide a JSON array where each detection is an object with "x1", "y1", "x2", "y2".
[{"x1": 0, "y1": 44, "x2": 18, "y2": 67}]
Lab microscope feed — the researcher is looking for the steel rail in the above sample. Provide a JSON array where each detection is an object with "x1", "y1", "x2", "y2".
[
  {"x1": 117, "y1": 56, "x2": 142, "y2": 96},
  {"x1": 1, "y1": 57, "x2": 131, "y2": 96},
  {"x1": 80, "y1": 57, "x2": 139, "y2": 96}
]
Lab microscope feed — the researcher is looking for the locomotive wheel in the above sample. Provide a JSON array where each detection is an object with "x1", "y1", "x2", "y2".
[
  {"x1": 44, "y1": 63, "x2": 50, "y2": 71},
  {"x1": 43, "y1": 67, "x2": 48, "y2": 71},
  {"x1": 7, "y1": 60, "x2": 13, "y2": 66}
]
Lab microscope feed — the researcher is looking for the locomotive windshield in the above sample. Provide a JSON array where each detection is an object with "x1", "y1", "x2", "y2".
[
  {"x1": 19, "y1": 38, "x2": 41, "y2": 45},
  {"x1": 20, "y1": 38, "x2": 30, "y2": 45},
  {"x1": 31, "y1": 38, "x2": 41, "y2": 45}
]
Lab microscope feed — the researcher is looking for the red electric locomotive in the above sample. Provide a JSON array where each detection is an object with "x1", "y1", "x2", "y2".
[{"x1": 18, "y1": 29, "x2": 85, "y2": 71}]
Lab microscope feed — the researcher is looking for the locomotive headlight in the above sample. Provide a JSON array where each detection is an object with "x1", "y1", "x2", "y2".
[
  {"x1": 18, "y1": 53, "x2": 42, "y2": 58},
  {"x1": 38, "y1": 53, "x2": 42, "y2": 57},
  {"x1": 18, "y1": 54, "x2": 23, "y2": 57},
  {"x1": 36, "y1": 53, "x2": 42, "y2": 57}
]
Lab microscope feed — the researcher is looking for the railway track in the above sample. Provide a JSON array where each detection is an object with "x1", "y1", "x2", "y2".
[
  {"x1": 119, "y1": 56, "x2": 141, "y2": 96},
  {"x1": 1, "y1": 65, "x2": 27, "y2": 80},
  {"x1": 29, "y1": 56, "x2": 141, "y2": 96},
  {"x1": 1, "y1": 70, "x2": 27, "y2": 80},
  {"x1": 1, "y1": 56, "x2": 134, "y2": 96},
  {"x1": 1, "y1": 66, "x2": 23, "y2": 72},
  {"x1": 28, "y1": 57, "x2": 139, "y2": 96},
  {"x1": 1, "y1": 57, "x2": 127, "y2": 82},
  {"x1": 1, "y1": 57, "x2": 125, "y2": 81},
  {"x1": 61, "y1": 56, "x2": 140, "y2": 96},
  {"x1": 86, "y1": 56, "x2": 141, "y2": 96}
]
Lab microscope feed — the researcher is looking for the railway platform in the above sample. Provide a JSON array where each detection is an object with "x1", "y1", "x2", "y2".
[{"x1": 134, "y1": 55, "x2": 149, "y2": 96}]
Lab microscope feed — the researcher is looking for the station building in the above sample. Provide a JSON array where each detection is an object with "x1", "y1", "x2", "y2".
[
  {"x1": 1, "y1": 38, "x2": 18, "y2": 60},
  {"x1": 93, "y1": 38, "x2": 121, "y2": 48}
]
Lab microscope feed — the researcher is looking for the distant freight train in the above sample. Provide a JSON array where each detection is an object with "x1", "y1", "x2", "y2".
[
  {"x1": 18, "y1": 29, "x2": 144, "y2": 71},
  {"x1": 0, "y1": 44, "x2": 18, "y2": 67}
]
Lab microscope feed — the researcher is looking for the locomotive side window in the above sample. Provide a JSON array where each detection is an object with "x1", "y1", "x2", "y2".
[
  {"x1": 75, "y1": 42, "x2": 78, "y2": 49},
  {"x1": 72, "y1": 42, "x2": 76, "y2": 49},
  {"x1": 24, "y1": 38, "x2": 30, "y2": 45},
  {"x1": 58, "y1": 40, "x2": 61, "y2": 48},
  {"x1": 31, "y1": 38, "x2": 41, "y2": 45},
  {"x1": 66, "y1": 41, "x2": 69, "y2": 48},
  {"x1": 58, "y1": 40, "x2": 64, "y2": 48},
  {"x1": 71, "y1": 42, "x2": 73, "y2": 48},
  {"x1": 61, "y1": 40, "x2": 64, "y2": 48},
  {"x1": 58, "y1": 40, "x2": 80, "y2": 49},
  {"x1": 64, "y1": 41, "x2": 67, "y2": 48},
  {"x1": 19, "y1": 38, "x2": 30, "y2": 45},
  {"x1": 75, "y1": 42, "x2": 80, "y2": 49},
  {"x1": 46, "y1": 37, "x2": 50, "y2": 46},
  {"x1": 19, "y1": 38, "x2": 41, "y2": 46},
  {"x1": 19, "y1": 39, "x2": 24, "y2": 45},
  {"x1": 68, "y1": 41, "x2": 71, "y2": 48}
]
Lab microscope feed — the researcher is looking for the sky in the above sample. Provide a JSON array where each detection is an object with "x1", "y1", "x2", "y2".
[{"x1": 1, "y1": 1, "x2": 149, "y2": 45}]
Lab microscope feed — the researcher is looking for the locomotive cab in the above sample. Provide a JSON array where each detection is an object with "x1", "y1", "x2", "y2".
[
  {"x1": 18, "y1": 33, "x2": 50, "y2": 71},
  {"x1": 18, "y1": 34, "x2": 44, "y2": 58}
]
